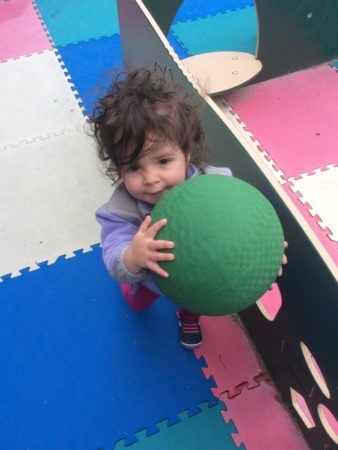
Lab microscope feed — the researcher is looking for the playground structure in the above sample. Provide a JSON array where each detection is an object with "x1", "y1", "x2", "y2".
[
  {"x1": 117, "y1": 0, "x2": 338, "y2": 448},
  {"x1": 142, "y1": 0, "x2": 338, "y2": 90},
  {"x1": 0, "y1": 0, "x2": 337, "y2": 448}
]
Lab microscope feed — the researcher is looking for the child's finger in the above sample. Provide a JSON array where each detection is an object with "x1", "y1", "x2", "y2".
[
  {"x1": 148, "y1": 218, "x2": 167, "y2": 237},
  {"x1": 148, "y1": 240, "x2": 174, "y2": 251},
  {"x1": 153, "y1": 251, "x2": 175, "y2": 262},
  {"x1": 139, "y1": 215, "x2": 152, "y2": 232},
  {"x1": 283, "y1": 241, "x2": 288, "y2": 249},
  {"x1": 282, "y1": 254, "x2": 287, "y2": 265},
  {"x1": 278, "y1": 267, "x2": 283, "y2": 277},
  {"x1": 148, "y1": 261, "x2": 169, "y2": 278}
]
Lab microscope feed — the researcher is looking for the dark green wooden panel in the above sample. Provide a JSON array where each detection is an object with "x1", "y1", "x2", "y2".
[
  {"x1": 255, "y1": 0, "x2": 338, "y2": 82},
  {"x1": 142, "y1": 0, "x2": 183, "y2": 35}
]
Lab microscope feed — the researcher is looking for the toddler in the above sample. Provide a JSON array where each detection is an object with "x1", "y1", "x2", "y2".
[{"x1": 91, "y1": 68, "x2": 233, "y2": 349}]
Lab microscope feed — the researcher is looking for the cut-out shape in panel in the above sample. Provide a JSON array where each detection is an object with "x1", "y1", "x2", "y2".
[
  {"x1": 318, "y1": 404, "x2": 338, "y2": 445},
  {"x1": 300, "y1": 342, "x2": 330, "y2": 399},
  {"x1": 256, "y1": 283, "x2": 282, "y2": 321},
  {"x1": 290, "y1": 388, "x2": 316, "y2": 429}
]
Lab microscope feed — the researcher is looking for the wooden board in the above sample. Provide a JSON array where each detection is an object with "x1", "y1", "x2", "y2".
[{"x1": 182, "y1": 51, "x2": 262, "y2": 95}]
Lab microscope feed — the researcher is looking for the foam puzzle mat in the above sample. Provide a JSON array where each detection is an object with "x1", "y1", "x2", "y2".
[
  {"x1": 221, "y1": 64, "x2": 338, "y2": 264},
  {"x1": 2, "y1": 0, "x2": 336, "y2": 448},
  {"x1": 172, "y1": 6, "x2": 257, "y2": 56},
  {"x1": 0, "y1": 245, "x2": 219, "y2": 448}
]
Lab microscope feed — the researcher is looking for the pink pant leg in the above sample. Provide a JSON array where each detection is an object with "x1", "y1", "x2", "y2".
[
  {"x1": 177, "y1": 308, "x2": 201, "y2": 321},
  {"x1": 121, "y1": 283, "x2": 161, "y2": 312}
]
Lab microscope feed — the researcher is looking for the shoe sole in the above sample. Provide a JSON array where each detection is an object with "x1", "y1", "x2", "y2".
[{"x1": 180, "y1": 340, "x2": 202, "y2": 350}]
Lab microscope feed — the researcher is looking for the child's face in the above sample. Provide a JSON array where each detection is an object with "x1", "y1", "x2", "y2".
[{"x1": 122, "y1": 142, "x2": 189, "y2": 205}]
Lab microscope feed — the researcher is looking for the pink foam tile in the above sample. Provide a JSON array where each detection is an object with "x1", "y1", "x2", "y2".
[
  {"x1": 194, "y1": 315, "x2": 265, "y2": 397},
  {"x1": 283, "y1": 181, "x2": 338, "y2": 266},
  {"x1": 225, "y1": 65, "x2": 338, "y2": 179},
  {"x1": 221, "y1": 380, "x2": 310, "y2": 450},
  {"x1": 0, "y1": 0, "x2": 52, "y2": 62}
]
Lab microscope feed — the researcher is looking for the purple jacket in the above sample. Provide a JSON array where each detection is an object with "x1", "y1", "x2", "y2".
[{"x1": 96, "y1": 164, "x2": 232, "y2": 294}]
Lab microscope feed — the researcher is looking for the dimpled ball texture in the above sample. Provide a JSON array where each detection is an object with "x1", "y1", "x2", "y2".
[{"x1": 151, "y1": 175, "x2": 284, "y2": 315}]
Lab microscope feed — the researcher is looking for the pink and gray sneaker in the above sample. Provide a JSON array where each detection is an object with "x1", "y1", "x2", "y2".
[{"x1": 177, "y1": 309, "x2": 202, "y2": 349}]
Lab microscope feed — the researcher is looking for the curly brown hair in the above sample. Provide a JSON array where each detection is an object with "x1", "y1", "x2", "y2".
[{"x1": 90, "y1": 67, "x2": 208, "y2": 184}]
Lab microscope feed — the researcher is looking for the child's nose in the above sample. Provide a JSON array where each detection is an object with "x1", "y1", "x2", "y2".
[{"x1": 144, "y1": 170, "x2": 159, "y2": 185}]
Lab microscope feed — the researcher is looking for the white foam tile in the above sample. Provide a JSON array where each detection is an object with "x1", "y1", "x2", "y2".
[
  {"x1": 0, "y1": 50, "x2": 85, "y2": 150},
  {"x1": 0, "y1": 127, "x2": 113, "y2": 277},
  {"x1": 291, "y1": 166, "x2": 338, "y2": 241}
]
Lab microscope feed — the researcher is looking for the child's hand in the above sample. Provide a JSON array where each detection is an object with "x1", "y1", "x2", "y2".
[
  {"x1": 123, "y1": 215, "x2": 175, "y2": 278},
  {"x1": 270, "y1": 241, "x2": 288, "y2": 289},
  {"x1": 278, "y1": 241, "x2": 288, "y2": 277}
]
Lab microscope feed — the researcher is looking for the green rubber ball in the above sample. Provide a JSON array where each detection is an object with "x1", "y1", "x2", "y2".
[{"x1": 151, "y1": 175, "x2": 284, "y2": 315}]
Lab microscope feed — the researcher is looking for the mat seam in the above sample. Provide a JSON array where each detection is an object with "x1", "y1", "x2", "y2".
[
  {"x1": 0, "y1": 124, "x2": 86, "y2": 153},
  {"x1": 0, "y1": 243, "x2": 100, "y2": 283},
  {"x1": 32, "y1": 0, "x2": 57, "y2": 50},
  {"x1": 111, "y1": 399, "x2": 240, "y2": 449},
  {"x1": 218, "y1": 98, "x2": 287, "y2": 184},
  {"x1": 173, "y1": 4, "x2": 254, "y2": 26},
  {"x1": 54, "y1": 49, "x2": 88, "y2": 117},
  {"x1": 286, "y1": 169, "x2": 337, "y2": 241}
]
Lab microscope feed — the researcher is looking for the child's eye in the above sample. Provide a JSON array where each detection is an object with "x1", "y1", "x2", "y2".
[
  {"x1": 159, "y1": 158, "x2": 171, "y2": 165},
  {"x1": 127, "y1": 164, "x2": 139, "y2": 173}
]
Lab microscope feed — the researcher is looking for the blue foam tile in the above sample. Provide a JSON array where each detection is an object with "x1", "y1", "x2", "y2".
[
  {"x1": 168, "y1": 31, "x2": 191, "y2": 60},
  {"x1": 174, "y1": 0, "x2": 254, "y2": 23},
  {"x1": 172, "y1": 7, "x2": 257, "y2": 56},
  {"x1": 114, "y1": 401, "x2": 244, "y2": 450},
  {"x1": 35, "y1": 0, "x2": 119, "y2": 46},
  {"x1": 57, "y1": 34, "x2": 122, "y2": 116},
  {"x1": 58, "y1": 33, "x2": 189, "y2": 116},
  {"x1": 0, "y1": 246, "x2": 216, "y2": 450}
]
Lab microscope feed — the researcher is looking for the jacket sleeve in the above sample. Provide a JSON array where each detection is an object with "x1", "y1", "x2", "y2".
[
  {"x1": 205, "y1": 165, "x2": 233, "y2": 177},
  {"x1": 95, "y1": 205, "x2": 148, "y2": 284}
]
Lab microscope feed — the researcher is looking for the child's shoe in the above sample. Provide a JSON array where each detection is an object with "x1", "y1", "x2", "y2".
[{"x1": 177, "y1": 310, "x2": 202, "y2": 349}]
